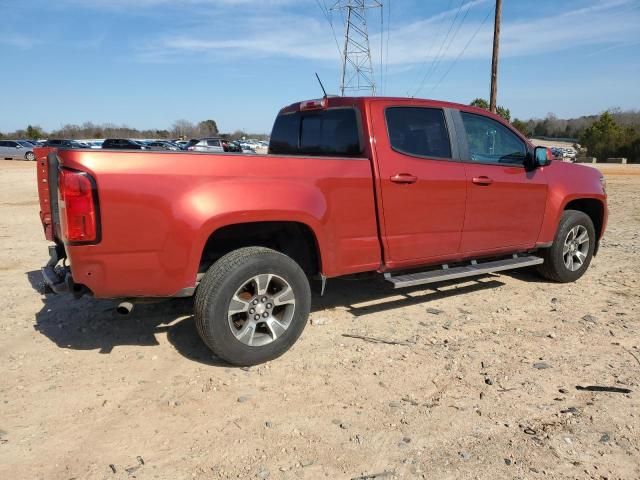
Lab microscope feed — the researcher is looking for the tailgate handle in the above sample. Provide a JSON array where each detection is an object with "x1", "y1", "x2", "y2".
[
  {"x1": 472, "y1": 176, "x2": 493, "y2": 185},
  {"x1": 390, "y1": 173, "x2": 418, "y2": 184}
]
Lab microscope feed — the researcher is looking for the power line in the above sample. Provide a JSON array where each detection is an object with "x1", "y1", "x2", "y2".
[
  {"x1": 412, "y1": 0, "x2": 466, "y2": 97},
  {"x1": 314, "y1": 0, "x2": 343, "y2": 60},
  {"x1": 439, "y1": 0, "x2": 474, "y2": 67},
  {"x1": 410, "y1": 0, "x2": 452, "y2": 95},
  {"x1": 418, "y1": 0, "x2": 475, "y2": 97},
  {"x1": 429, "y1": 7, "x2": 493, "y2": 94}
]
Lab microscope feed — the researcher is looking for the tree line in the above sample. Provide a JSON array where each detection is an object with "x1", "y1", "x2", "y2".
[
  {"x1": 471, "y1": 98, "x2": 640, "y2": 162},
  {"x1": 0, "y1": 119, "x2": 269, "y2": 142},
  {"x1": 3, "y1": 105, "x2": 638, "y2": 162}
]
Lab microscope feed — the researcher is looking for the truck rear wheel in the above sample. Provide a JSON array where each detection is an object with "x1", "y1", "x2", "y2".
[
  {"x1": 537, "y1": 209, "x2": 595, "y2": 283},
  {"x1": 194, "y1": 247, "x2": 311, "y2": 366}
]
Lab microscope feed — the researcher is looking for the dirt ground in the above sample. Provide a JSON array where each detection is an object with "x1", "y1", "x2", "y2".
[{"x1": 0, "y1": 161, "x2": 638, "y2": 480}]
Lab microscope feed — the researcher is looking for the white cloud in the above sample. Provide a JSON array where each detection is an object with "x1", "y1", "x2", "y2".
[
  {"x1": 0, "y1": 33, "x2": 40, "y2": 49},
  {"x1": 133, "y1": 0, "x2": 640, "y2": 66},
  {"x1": 67, "y1": 0, "x2": 297, "y2": 8}
]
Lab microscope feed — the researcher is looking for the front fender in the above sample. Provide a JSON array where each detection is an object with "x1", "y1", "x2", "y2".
[{"x1": 536, "y1": 162, "x2": 607, "y2": 244}]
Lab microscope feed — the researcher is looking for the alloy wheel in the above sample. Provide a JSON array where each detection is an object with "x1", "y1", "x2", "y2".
[
  {"x1": 227, "y1": 274, "x2": 296, "y2": 347},
  {"x1": 563, "y1": 225, "x2": 590, "y2": 271}
]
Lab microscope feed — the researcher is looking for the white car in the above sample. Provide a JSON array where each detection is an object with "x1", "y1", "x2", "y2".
[
  {"x1": 563, "y1": 148, "x2": 576, "y2": 161},
  {"x1": 0, "y1": 140, "x2": 36, "y2": 160},
  {"x1": 186, "y1": 137, "x2": 224, "y2": 153}
]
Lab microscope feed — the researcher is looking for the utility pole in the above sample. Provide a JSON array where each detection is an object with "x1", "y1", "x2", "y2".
[
  {"x1": 332, "y1": 1, "x2": 381, "y2": 96},
  {"x1": 489, "y1": 0, "x2": 502, "y2": 113}
]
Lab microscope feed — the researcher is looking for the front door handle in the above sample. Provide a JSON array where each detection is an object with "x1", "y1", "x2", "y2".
[
  {"x1": 472, "y1": 176, "x2": 493, "y2": 185},
  {"x1": 390, "y1": 173, "x2": 418, "y2": 184}
]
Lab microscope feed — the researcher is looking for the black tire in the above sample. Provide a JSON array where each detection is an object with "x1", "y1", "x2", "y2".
[
  {"x1": 194, "y1": 247, "x2": 311, "y2": 366},
  {"x1": 537, "y1": 209, "x2": 596, "y2": 283},
  {"x1": 25, "y1": 151, "x2": 35, "y2": 161}
]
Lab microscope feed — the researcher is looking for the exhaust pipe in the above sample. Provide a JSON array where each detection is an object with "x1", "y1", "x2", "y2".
[{"x1": 116, "y1": 301, "x2": 134, "y2": 315}]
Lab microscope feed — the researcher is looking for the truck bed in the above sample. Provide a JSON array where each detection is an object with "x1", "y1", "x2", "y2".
[{"x1": 37, "y1": 148, "x2": 382, "y2": 297}]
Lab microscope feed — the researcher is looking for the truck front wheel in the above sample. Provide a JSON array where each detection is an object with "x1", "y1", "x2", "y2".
[
  {"x1": 194, "y1": 247, "x2": 311, "y2": 366},
  {"x1": 537, "y1": 209, "x2": 596, "y2": 283}
]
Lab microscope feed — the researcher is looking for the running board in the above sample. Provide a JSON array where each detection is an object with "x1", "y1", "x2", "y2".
[{"x1": 384, "y1": 254, "x2": 544, "y2": 289}]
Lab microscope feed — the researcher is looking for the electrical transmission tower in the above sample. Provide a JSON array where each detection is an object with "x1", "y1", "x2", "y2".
[{"x1": 331, "y1": 1, "x2": 382, "y2": 96}]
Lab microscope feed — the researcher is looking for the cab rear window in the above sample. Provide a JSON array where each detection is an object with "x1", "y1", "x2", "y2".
[{"x1": 269, "y1": 108, "x2": 362, "y2": 157}]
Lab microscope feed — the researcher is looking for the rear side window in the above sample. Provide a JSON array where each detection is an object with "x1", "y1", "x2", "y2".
[
  {"x1": 207, "y1": 139, "x2": 221, "y2": 147},
  {"x1": 269, "y1": 108, "x2": 361, "y2": 156},
  {"x1": 269, "y1": 113, "x2": 300, "y2": 154},
  {"x1": 385, "y1": 107, "x2": 451, "y2": 159}
]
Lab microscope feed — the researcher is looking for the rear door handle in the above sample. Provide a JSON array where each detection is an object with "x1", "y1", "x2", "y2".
[
  {"x1": 472, "y1": 176, "x2": 493, "y2": 185},
  {"x1": 390, "y1": 173, "x2": 418, "y2": 184}
]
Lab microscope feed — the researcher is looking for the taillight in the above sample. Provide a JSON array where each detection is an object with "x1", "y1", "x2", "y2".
[{"x1": 59, "y1": 169, "x2": 99, "y2": 243}]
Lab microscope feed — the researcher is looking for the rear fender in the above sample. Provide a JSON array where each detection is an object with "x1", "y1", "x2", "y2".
[{"x1": 179, "y1": 180, "x2": 329, "y2": 284}]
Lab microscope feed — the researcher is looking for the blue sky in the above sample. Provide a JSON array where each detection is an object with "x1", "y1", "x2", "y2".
[{"x1": 1, "y1": 0, "x2": 639, "y2": 133}]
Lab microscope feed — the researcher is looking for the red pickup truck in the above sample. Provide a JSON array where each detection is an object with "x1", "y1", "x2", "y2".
[{"x1": 36, "y1": 96, "x2": 607, "y2": 365}]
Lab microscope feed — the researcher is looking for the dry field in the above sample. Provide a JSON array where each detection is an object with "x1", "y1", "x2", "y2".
[{"x1": 0, "y1": 161, "x2": 638, "y2": 480}]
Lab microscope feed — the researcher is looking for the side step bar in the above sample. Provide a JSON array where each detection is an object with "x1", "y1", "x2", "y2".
[{"x1": 384, "y1": 254, "x2": 544, "y2": 289}]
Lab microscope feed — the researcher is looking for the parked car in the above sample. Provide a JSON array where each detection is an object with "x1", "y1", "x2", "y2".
[
  {"x1": 43, "y1": 139, "x2": 84, "y2": 149},
  {"x1": 186, "y1": 137, "x2": 224, "y2": 153},
  {"x1": 222, "y1": 140, "x2": 242, "y2": 153},
  {"x1": 549, "y1": 147, "x2": 562, "y2": 160},
  {"x1": 101, "y1": 139, "x2": 148, "y2": 150},
  {"x1": 36, "y1": 96, "x2": 608, "y2": 366},
  {"x1": 0, "y1": 140, "x2": 35, "y2": 160},
  {"x1": 145, "y1": 141, "x2": 180, "y2": 151},
  {"x1": 563, "y1": 148, "x2": 577, "y2": 161}
]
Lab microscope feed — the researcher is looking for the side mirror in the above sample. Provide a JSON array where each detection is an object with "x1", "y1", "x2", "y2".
[
  {"x1": 16, "y1": 144, "x2": 23, "y2": 149},
  {"x1": 534, "y1": 146, "x2": 550, "y2": 167}
]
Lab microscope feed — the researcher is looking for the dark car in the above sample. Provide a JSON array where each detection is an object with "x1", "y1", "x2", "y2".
[
  {"x1": 43, "y1": 139, "x2": 85, "y2": 148},
  {"x1": 145, "y1": 141, "x2": 179, "y2": 151},
  {"x1": 102, "y1": 139, "x2": 148, "y2": 150},
  {"x1": 222, "y1": 140, "x2": 242, "y2": 153}
]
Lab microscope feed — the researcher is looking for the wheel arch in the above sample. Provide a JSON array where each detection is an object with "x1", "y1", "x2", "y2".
[
  {"x1": 197, "y1": 220, "x2": 323, "y2": 278},
  {"x1": 563, "y1": 198, "x2": 605, "y2": 255}
]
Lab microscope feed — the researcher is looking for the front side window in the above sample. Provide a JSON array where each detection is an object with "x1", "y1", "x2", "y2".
[
  {"x1": 460, "y1": 112, "x2": 526, "y2": 165},
  {"x1": 385, "y1": 107, "x2": 451, "y2": 159}
]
